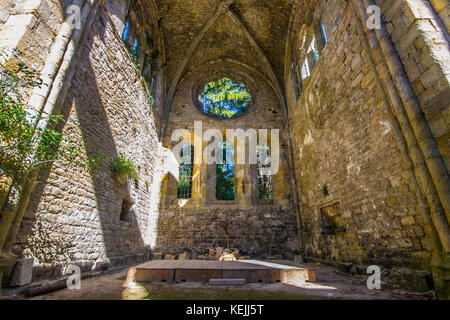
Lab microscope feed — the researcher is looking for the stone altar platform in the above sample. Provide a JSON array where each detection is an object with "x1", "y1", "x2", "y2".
[{"x1": 126, "y1": 260, "x2": 316, "y2": 284}]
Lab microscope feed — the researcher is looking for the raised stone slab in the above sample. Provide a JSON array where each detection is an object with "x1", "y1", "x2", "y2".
[{"x1": 127, "y1": 260, "x2": 316, "y2": 285}]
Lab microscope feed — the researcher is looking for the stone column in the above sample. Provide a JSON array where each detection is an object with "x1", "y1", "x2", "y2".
[
  {"x1": 236, "y1": 163, "x2": 252, "y2": 208},
  {"x1": 351, "y1": 0, "x2": 450, "y2": 298}
]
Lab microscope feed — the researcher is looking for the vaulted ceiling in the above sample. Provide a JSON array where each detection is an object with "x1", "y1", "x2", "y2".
[
  {"x1": 145, "y1": 0, "x2": 318, "y2": 128},
  {"x1": 156, "y1": 0, "x2": 295, "y2": 85}
]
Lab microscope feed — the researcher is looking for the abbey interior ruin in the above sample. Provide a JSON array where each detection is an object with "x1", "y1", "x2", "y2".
[{"x1": 0, "y1": 0, "x2": 449, "y2": 299}]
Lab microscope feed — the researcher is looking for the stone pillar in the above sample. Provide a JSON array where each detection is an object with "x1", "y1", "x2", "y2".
[
  {"x1": 0, "y1": 0, "x2": 42, "y2": 65},
  {"x1": 351, "y1": 0, "x2": 450, "y2": 298},
  {"x1": 205, "y1": 164, "x2": 216, "y2": 203},
  {"x1": 192, "y1": 162, "x2": 205, "y2": 206},
  {"x1": 431, "y1": 252, "x2": 450, "y2": 299},
  {"x1": 236, "y1": 163, "x2": 252, "y2": 208},
  {"x1": 250, "y1": 164, "x2": 259, "y2": 205},
  {"x1": 272, "y1": 148, "x2": 289, "y2": 208}
]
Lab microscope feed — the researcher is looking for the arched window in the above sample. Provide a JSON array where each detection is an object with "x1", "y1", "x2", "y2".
[
  {"x1": 122, "y1": 17, "x2": 131, "y2": 42},
  {"x1": 216, "y1": 142, "x2": 235, "y2": 200},
  {"x1": 177, "y1": 145, "x2": 194, "y2": 199},
  {"x1": 132, "y1": 38, "x2": 139, "y2": 56},
  {"x1": 120, "y1": 2, "x2": 158, "y2": 91},
  {"x1": 321, "y1": 22, "x2": 328, "y2": 45},
  {"x1": 301, "y1": 35, "x2": 319, "y2": 82},
  {"x1": 301, "y1": 58, "x2": 311, "y2": 82},
  {"x1": 121, "y1": 5, "x2": 140, "y2": 64},
  {"x1": 257, "y1": 145, "x2": 273, "y2": 200}
]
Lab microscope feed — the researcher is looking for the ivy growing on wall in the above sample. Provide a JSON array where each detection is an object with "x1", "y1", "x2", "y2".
[{"x1": 0, "y1": 54, "x2": 85, "y2": 186}]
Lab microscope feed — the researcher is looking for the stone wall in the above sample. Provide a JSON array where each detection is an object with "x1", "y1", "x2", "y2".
[
  {"x1": 376, "y1": 0, "x2": 450, "y2": 171},
  {"x1": 157, "y1": 59, "x2": 299, "y2": 259},
  {"x1": 1, "y1": 0, "x2": 447, "y2": 295},
  {"x1": 0, "y1": 0, "x2": 14, "y2": 29},
  {"x1": 157, "y1": 206, "x2": 298, "y2": 259},
  {"x1": 285, "y1": 0, "x2": 433, "y2": 270},
  {"x1": 14, "y1": 5, "x2": 163, "y2": 280},
  {"x1": 0, "y1": 0, "x2": 70, "y2": 69}
]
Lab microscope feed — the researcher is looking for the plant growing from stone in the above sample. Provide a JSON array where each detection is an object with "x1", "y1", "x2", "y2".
[
  {"x1": 0, "y1": 54, "x2": 84, "y2": 187},
  {"x1": 322, "y1": 184, "x2": 329, "y2": 197},
  {"x1": 109, "y1": 153, "x2": 139, "y2": 183}
]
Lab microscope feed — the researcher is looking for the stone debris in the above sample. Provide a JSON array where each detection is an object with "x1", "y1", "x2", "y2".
[
  {"x1": 178, "y1": 252, "x2": 191, "y2": 260},
  {"x1": 8, "y1": 258, "x2": 34, "y2": 287},
  {"x1": 0, "y1": 0, "x2": 448, "y2": 299}
]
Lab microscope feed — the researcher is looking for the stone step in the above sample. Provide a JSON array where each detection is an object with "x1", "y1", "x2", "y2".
[{"x1": 209, "y1": 278, "x2": 246, "y2": 285}]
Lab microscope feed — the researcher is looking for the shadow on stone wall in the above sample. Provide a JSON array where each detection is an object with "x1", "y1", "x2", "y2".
[{"x1": 11, "y1": 6, "x2": 150, "y2": 282}]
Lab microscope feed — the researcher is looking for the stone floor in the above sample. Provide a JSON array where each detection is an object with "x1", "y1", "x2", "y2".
[{"x1": 19, "y1": 263, "x2": 431, "y2": 300}]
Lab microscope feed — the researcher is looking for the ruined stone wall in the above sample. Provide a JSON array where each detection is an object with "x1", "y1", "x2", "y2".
[
  {"x1": 0, "y1": 0, "x2": 70, "y2": 69},
  {"x1": 158, "y1": 62, "x2": 298, "y2": 259},
  {"x1": 285, "y1": 0, "x2": 434, "y2": 270},
  {"x1": 429, "y1": 0, "x2": 450, "y2": 35},
  {"x1": 157, "y1": 207, "x2": 298, "y2": 259},
  {"x1": 15, "y1": 5, "x2": 163, "y2": 280},
  {"x1": 0, "y1": 0, "x2": 14, "y2": 29},
  {"x1": 375, "y1": 0, "x2": 449, "y2": 171}
]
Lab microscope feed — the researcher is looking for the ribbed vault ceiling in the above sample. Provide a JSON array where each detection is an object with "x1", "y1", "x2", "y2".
[
  {"x1": 146, "y1": 0, "x2": 318, "y2": 128},
  {"x1": 155, "y1": 0, "x2": 299, "y2": 87}
]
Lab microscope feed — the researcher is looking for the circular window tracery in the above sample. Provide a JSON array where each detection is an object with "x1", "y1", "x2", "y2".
[{"x1": 198, "y1": 78, "x2": 252, "y2": 119}]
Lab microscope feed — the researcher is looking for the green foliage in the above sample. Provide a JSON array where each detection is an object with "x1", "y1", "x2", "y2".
[
  {"x1": 177, "y1": 145, "x2": 193, "y2": 199},
  {"x1": 123, "y1": 41, "x2": 141, "y2": 71},
  {"x1": 131, "y1": 53, "x2": 141, "y2": 70},
  {"x1": 216, "y1": 163, "x2": 235, "y2": 200},
  {"x1": 110, "y1": 153, "x2": 139, "y2": 181},
  {"x1": 0, "y1": 55, "x2": 83, "y2": 185},
  {"x1": 86, "y1": 153, "x2": 105, "y2": 174},
  {"x1": 201, "y1": 78, "x2": 252, "y2": 119},
  {"x1": 141, "y1": 50, "x2": 159, "y2": 103},
  {"x1": 256, "y1": 145, "x2": 273, "y2": 200},
  {"x1": 177, "y1": 166, "x2": 192, "y2": 199},
  {"x1": 258, "y1": 175, "x2": 273, "y2": 200},
  {"x1": 322, "y1": 184, "x2": 329, "y2": 197},
  {"x1": 215, "y1": 143, "x2": 235, "y2": 200}
]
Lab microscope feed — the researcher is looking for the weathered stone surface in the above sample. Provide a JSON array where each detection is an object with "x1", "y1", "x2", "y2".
[
  {"x1": 152, "y1": 252, "x2": 164, "y2": 260},
  {"x1": 178, "y1": 252, "x2": 191, "y2": 260},
  {"x1": 156, "y1": 207, "x2": 297, "y2": 259},
  {"x1": 93, "y1": 259, "x2": 110, "y2": 272},
  {"x1": 1, "y1": 0, "x2": 447, "y2": 298},
  {"x1": 8, "y1": 258, "x2": 33, "y2": 287},
  {"x1": 283, "y1": 0, "x2": 441, "y2": 273},
  {"x1": 209, "y1": 278, "x2": 245, "y2": 285},
  {"x1": 267, "y1": 255, "x2": 282, "y2": 261},
  {"x1": 387, "y1": 268, "x2": 433, "y2": 293},
  {"x1": 12, "y1": 5, "x2": 164, "y2": 281}
]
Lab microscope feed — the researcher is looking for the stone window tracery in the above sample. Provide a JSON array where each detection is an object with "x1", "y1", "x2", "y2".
[{"x1": 199, "y1": 78, "x2": 252, "y2": 119}]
